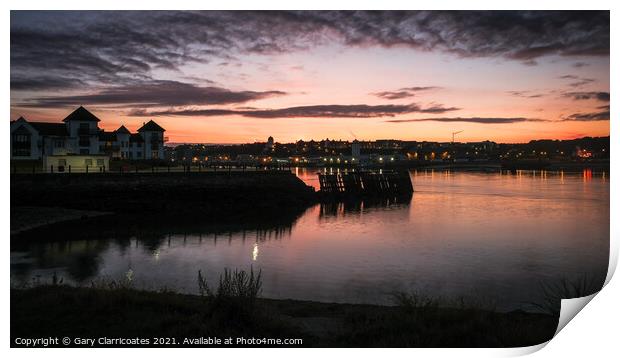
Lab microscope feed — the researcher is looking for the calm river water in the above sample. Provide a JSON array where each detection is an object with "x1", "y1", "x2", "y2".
[{"x1": 11, "y1": 169, "x2": 609, "y2": 311}]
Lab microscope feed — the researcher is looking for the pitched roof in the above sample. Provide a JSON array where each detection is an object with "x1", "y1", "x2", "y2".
[
  {"x1": 116, "y1": 125, "x2": 131, "y2": 134},
  {"x1": 29, "y1": 122, "x2": 69, "y2": 136},
  {"x1": 62, "y1": 106, "x2": 101, "y2": 122},
  {"x1": 130, "y1": 133, "x2": 144, "y2": 143},
  {"x1": 137, "y1": 120, "x2": 165, "y2": 132},
  {"x1": 12, "y1": 125, "x2": 32, "y2": 135}
]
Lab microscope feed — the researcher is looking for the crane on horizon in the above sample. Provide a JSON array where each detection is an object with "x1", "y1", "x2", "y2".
[
  {"x1": 452, "y1": 130, "x2": 463, "y2": 144},
  {"x1": 450, "y1": 130, "x2": 463, "y2": 164}
]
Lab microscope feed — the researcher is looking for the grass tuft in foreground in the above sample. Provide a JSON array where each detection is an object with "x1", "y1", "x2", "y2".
[
  {"x1": 527, "y1": 274, "x2": 604, "y2": 317},
  {"x1": 11, "y1": 269, "x2": 559, "y2": 347},
  {"x1": 197, "y1": 267, "x2": 263, "y2": 327}
]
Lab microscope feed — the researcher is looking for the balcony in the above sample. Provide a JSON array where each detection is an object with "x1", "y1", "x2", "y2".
[
  {"x1": 151, "y1": 137, "x2": 165, "y2": 150},
  {"x1": 100, "y1": 145, "x2": 120, "y2": 152},
  {"x1": 12, "y1": 141, "x2": 31, "y2": 149},
  {"x1": 78, "y1": 128, "x2": 100, "y2": 135}
]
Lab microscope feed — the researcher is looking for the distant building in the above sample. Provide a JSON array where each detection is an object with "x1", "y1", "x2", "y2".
[
  {"x1": 351, "y1": 139, "x2": 361, "y2": 158},
  {"x1": 10, "y1": 106, "x2": 166, "y2": 161},
  {"x1": 265, "y1": 136, "x2": 274, "y2": 152}
]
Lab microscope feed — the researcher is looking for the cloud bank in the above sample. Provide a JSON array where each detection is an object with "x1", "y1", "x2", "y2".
[
  {"x1": 18, "y1": 80, "x2": 286, "y2": 108},
  {"x1": 11, "y1": 10, "x2": 610, "y2": 93},
  {"x1": 128, "y1": 103, "x2": 460, "y2": 119}
]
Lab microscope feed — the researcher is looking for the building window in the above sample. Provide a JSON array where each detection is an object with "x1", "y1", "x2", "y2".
[
  {"x1": 54, "y1": 140, "x2": 64, "y2": 148},
  {"x1": 12, "y1": 149, "x2": 30, "y2": 156},
  {"x1": 96, "y1": 159, "x2": 104, "y2": 166},
  {"x1": 137, "y1": 152, "x2": 142, "y2": 158},
  {"x1": 14, "y1": 134, "x2": 30, "y2": 143},
  {"x1": 85, "y1": 159, "x2": 93, "y2": 166},
  {"x1": 12, "y1": 133, "x2": 31, "y2": 157},
  {"x1": 78, "y1": 123, "x2": 90, "y2": 135},
  {"x1": 80, "y1": 149, "x2": 89, "y2": 154}
]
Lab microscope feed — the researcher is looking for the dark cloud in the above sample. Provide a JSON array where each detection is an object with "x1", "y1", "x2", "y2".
[
  {"x1": 563, "y1": 91, "x2": 610, "y2": 102},
  {"x1": 400, "y1": 86, "x2": 440, "y2": 92},
  {"x1": 129, "y1": 108, "x2": 237, "y2": 117},
  {"x1": 128, "y1": 103, "x2": 459, "y2": 118},
  {"x1": 564, "y1": 110, "x2": 610, "y2": 121},
  {"x1": 572, "y1": 62, "x2": 590, "y2": 68},
  {"x1": 11, "y1": 76, "x2": 86, "y2": 91},
  {"x1": 11, "y1": 10, "x2": 610, "y2": 92},
  {"x1": 373, "y1": 91, "x2": 416, "y2": 100},
  {"x1": 326, "y1": 11, "x2": 609, "y2": 62},
  {"x1": 386, "y1": 117, "x2": 548, "y2": 124},
  {"x1": 507, "y1": 90, "x2": 544, "y2": 98},
  {"x1": 559, "y1": 74, "x2": 596, "y2": 88},
  {"x1": 420, "y1": 104, "x2": 460, "y2": 113},
  {"x1": 372, "y1": 86, "x2": 439, "y2": 100},
  {"x1": 18, "y1": 80, "x2": 286, "y2": 108}
]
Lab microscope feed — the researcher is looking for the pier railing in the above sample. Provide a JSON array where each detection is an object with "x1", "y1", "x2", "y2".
[
  {"x1": 318, "y1": 171, "x2": 413, "y2": 196},
  {"x1": 10, "y1": 162, "x2": 297, "y2": 175}
]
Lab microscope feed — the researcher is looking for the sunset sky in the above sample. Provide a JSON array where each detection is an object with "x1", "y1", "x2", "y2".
[{"x1": 10, "y1": 11, "x2": 610, "y2": 144}]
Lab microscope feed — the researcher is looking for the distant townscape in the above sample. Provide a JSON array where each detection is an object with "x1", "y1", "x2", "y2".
[
  {"x1": 168, "y1": 135, "x2": 609, "y2": 167},
  {"x1": 10, "y1": 106, "x2": 609, "y2": 172}
]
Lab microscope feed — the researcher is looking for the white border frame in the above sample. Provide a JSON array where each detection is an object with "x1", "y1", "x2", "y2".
[{"x1": 2, "y1": 2, "x2": 616, "y2": 357}]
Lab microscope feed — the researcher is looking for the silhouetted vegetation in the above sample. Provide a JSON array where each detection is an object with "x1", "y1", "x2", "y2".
[
  {"x1": 527, "y1": 274, "x2": 604, "y2": 317},
  {"x1": 197, "y1": 267, "x2": 263, "y2": 325},
  {"x1": 11, "y1": 269, "x2": 558, "y2": 347}
]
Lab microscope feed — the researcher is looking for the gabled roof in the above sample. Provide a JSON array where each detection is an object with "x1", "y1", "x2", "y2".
[
  {"x1": 12, "y1": 125, "x2": 32, "y2": 135},
  {"x1": 130, "y1": 133, "x2": 144, "y2": 143},
  {"x1": 29, "y1": 122, "x2": 69, "y2": 136},
  {"x1": 116, "y1": 125, "x2": 131, "y2": 134},
  {"x1": 137, "y1": 120, "x2": 165, "y2": 132},
  {"x1": 62, "y1": 106, "x2": 101, "y2": 122}
]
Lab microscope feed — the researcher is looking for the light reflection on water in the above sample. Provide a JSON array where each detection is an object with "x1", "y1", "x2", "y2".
[{"x1": 10, "y1": 169, "x2": 609, "y2": 311}]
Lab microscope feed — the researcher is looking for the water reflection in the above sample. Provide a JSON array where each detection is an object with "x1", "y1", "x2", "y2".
[
  {"x1": 10, "y1": 170, "x2": 609, "y2": 311},
  {"x1": 12, "y1": 197, "x2": 411, "y2": 286},
  {"x1": 11, "y1": 209, "x2": 303, "y2": 286},
  {"x1": 319, "y1": 195, "x2": 411, "y2": 219}
]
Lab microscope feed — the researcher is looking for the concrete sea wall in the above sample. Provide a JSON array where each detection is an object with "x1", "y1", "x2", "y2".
[{"x1": 11, "y1": 172, "x2": 317, "y2": 220}]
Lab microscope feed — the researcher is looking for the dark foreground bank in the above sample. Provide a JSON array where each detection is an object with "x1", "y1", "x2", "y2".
[
  {"x1": 11, "y1": 171, "x2": 317, "y2": 221},
  {"x1": 11, "y1": 286, "x2": 557, "y2": 348}
]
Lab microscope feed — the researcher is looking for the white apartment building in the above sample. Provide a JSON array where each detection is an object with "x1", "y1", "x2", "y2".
[{"x1": 10, "y1": 106, "x2": 166, "y2": 161}]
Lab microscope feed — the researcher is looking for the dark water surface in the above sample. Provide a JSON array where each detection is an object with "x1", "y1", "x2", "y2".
[{"x1": 11, "y1": 169, "x2": 609, "y2": 310}]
